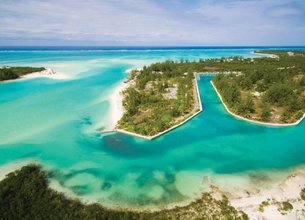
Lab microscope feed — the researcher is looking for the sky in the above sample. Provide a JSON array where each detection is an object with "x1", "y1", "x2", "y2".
[{"x1": 0, "y1": 0, "x2": 305, "y2": 46}]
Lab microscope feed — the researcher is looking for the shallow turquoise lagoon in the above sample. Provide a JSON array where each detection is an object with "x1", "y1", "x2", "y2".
[{"x1": 0, "y1": 48, "x2": 304, "y2": 208}]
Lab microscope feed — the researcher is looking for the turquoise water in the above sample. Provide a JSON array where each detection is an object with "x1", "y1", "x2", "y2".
[{"x1": 0, "y1": 48, "x2": 305, "y2": 208}]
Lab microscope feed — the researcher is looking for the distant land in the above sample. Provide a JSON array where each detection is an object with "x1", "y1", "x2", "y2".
[
  {"x1": 0, "y1": 67, "x2": 46, "y2": 81},
  {"x1": 1, "y1": 46, "x2": 305, "y2": 51}
]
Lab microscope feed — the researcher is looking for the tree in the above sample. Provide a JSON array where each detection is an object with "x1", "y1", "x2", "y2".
[
  {"x1": 261, "y1": 104, "x2": 271, "y2": 121},
  {"x1": 263, "y1": 83, "x2": 293, "y2": 106},
  {"x1": 0, "y1": 68, "x2": 18, "y2": 81},
  {"x1": 237, "y1": 95, "x2": 255, "y2": 116},
  {"x1": 224, "y1": 83, "x2": 240, "y2": 107}
]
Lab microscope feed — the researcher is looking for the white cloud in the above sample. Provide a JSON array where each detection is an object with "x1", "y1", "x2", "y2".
[{"x1": 0, "y1": 0, "x2": 304, "y2": 45}]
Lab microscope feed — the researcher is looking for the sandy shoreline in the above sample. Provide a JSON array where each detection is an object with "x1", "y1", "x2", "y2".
[
  {"x1": 1, "y1": 160, "x2": 304, "y2": 219},
  {"x1": 106, "y1": 68, "x2": 140, "y2": 130},
  {"x1": 251, "y1": 51, "x2": 279, "y2": 58},
  {"x1": 110, "y1": 65, "x2": 305, "y2": 140},
  {"x1": 211, "y1": 81, "x2": 305, "y2": 127},
  {"x1": 0, "y1": 68, "x2": 69, "y2": 83},
  {"x1": 108, "y1": 80, "x2": 130, "y2": 129},
  {"x1": 109, "y1": 72, "x2": 203, "y2": 140},
  {"x1": 166, "y1": 167, "x2": 305, "y2": 219},
  {"x1": 107, "y1": 51, "x2": 288, "y2": 135},
  {"x1": 115, "y1": 77, "x2": 202, "y2": 140},
  {"x1": 21, "y1": 68, "x2": 69, "y2": 80},
  {"x1": 223, "y1": 168, "x2": 305, "y2": 220}
]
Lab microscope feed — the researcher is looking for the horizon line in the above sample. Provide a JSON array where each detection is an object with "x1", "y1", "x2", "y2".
[{"x1": 1, "y1": 45, "x2": 305, "y2": 47}]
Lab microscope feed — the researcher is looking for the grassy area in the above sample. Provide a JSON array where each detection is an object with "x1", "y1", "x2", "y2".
[
  {"x1": 0, "y1": 66, "x2": 45, "y2": 81},
  {"x1": 0, "y1": 165, "x2": 248, "y2": 220}
]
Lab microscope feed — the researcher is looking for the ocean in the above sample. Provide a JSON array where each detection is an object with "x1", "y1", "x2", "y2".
[{"x1": 0, "y1": 46, "x2": 304, "y2": 208}]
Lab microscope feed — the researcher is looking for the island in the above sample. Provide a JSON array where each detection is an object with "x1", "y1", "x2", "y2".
[
  {"x1": 0, "y1": 66, "x2": 61, "y2": 82},
  {"x1": 116, "y1": 50, "x2": 305, "y2": 139},
  {"x1": 0, "y1": 66, "x2": 45, "y2": 81}
]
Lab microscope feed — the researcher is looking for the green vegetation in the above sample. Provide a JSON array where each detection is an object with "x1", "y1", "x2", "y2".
[
  {"x1": 119, "y1": 50, "x2": 305, "y2": 136},
  {"x1": 0, "y1": 164, "x2": 248, "y2": 220},
  {"x1": 212, "y1": 51, "x2": 305, "y2": 123},
  {"x1": 118, "y1": 63, "x2": 199, "y2": 136},
  {"x1": 258, "y1": 199, "x2": 270, "y2": 212},
  {"x1": 0, "y1": 66, "x2": 45, "y2": 81},
  {"x1": 278, "y1": 201, "x2": 293, "y2": 215},
  {"x1": 301, "y1": 188, "x2": 305, "y2": 201}
]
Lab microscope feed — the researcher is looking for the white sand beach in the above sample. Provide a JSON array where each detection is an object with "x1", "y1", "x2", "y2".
[
  {"x1": 21, "y1": 68, "x2": 69, "y2": 80},
  {"x1": 0, "y1": 68, "x2": 69, "y2": 84},
  {"x1": 231, "y1": 173, "x2": 305, "y2": 219},
  {"x1": 108, "y1": 67, "x2": 141, "y2": 129},
  {"x1": 251, "y1": 51, "x2": 279, "y2": 59},
  {"x1": 206, "y1": 167, "x2": 305, "y2": 220},
  {"x1": 108, "y1": 81, "x2": 130, "y2": 129},
  {"x1": 113, "y1": 73, "x2": 203, "y2": 140}
]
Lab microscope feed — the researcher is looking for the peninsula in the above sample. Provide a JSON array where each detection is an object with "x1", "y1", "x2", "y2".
[
  {"x1": 117, "y1": 50, "x2": 305, "y2": 139},
  {"x1": 211, "y1": 50, "x2": 305, "y2": 125},
  {"x1": 0, "y1": 66, "x2": 63, "y2": 82},
  {"x1": 117, "y1": 63, "x2": 202, "y2": 139}
]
